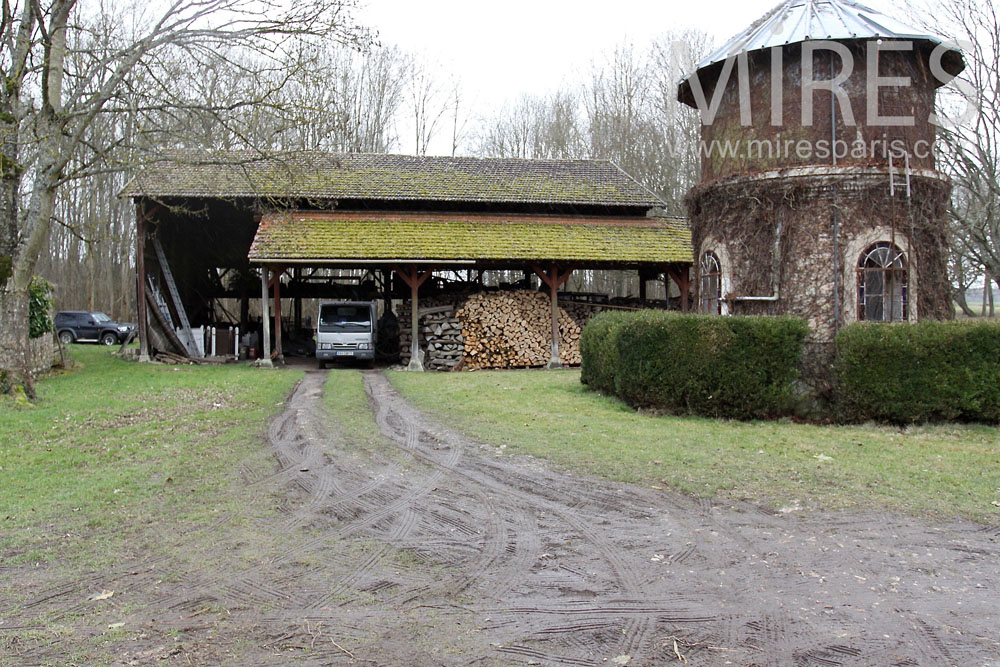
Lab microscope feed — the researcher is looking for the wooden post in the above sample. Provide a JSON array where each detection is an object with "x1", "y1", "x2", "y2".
[
  {"x1": 271, "y1": 268, "x2": 283, "y2": 361},
  {"x1": 292, "y1": 267, "x2": 302, "y2": 332},
  {"x1": 135, "y1": 202, "x2": 150, "y2": 362},
  {"x1": 259, "y1": 267, "x2": 272, "y2": 367},
  {"x1": 381, "y1": 268, "x2": 392, "y2": 314},
  {"x1": 666, "y1": 265, "x2": 692, "y2": 312},
  {"x1": 409, "y1": 273, "x2": 420, "y2": 371},
  {"x1": 392, "y1": 265, "x2": 432, "y2": 371},
  {"x1": 548, "y1": 267, "x2": 560, "y2": 368},
  {"x1": 531, "y1": 262, "x2": 574, "y2": 369},
  {"x1": 680, "y1": 266, "x2": 691, "y2": 312},
  {"x1": 638, "y1": 269, "x2": 648, "y2": 301}
]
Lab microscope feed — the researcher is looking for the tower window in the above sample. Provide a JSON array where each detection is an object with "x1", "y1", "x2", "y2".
[
  {"x1": 858, "y1": 242, "x2": 907, "y2": 321},
  {"x1": 700, "y1": 251, "x2": 722, "y2": 315}
]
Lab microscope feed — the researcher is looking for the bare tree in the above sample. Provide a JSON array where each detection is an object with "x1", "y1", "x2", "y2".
[
  {"x1": 474, "y1": 91, "x2": 586, "y2": 159},
  {"x1": 0, "y1": 0, "x2": 370, "y2": 394},
  {"x1": 448, "y1": 79, "x2": 473, "y2": 157},
  {"x1": 469, "y1": 31, "x2": 708, "y2": 296},
  {"x1": 584, "y1": 33, "x2": 708, "y2": 214},
  {"x1": 909, "y1": 0, "x2": 1000, "y2": 312},
  {"x1": 408, "y1": 56, "x2": 449, "y2": 156}
]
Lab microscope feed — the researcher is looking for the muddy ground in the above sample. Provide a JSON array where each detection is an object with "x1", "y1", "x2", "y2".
[{"x1": 3, "y1": 371, "x2": 999, "y2": 666}]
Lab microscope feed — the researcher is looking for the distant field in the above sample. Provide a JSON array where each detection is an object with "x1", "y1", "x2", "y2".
[{"x1": 388, "y1": 369, "x2": 1000, "y2": 523}]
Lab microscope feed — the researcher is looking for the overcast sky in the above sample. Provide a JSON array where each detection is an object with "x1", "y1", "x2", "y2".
[{"x1": 357, "y1": 0, "x2": 903, "y2": 153}]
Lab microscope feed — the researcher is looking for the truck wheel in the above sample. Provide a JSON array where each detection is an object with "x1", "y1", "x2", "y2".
[
  {"x1": 58, "y1": 330, "x2": 75, "y2": 345},
  {"x1": 100, "y1": 332, "x2": 117, "y2": 346}
]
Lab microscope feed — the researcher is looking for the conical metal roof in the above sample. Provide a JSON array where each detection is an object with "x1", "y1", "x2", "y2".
[{"x1": 679, "y1": 0, "x2": 964, "y2": 98}]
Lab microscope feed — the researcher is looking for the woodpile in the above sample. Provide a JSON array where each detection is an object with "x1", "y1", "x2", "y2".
[
  {"x1": 153, "y1": 351, "x2": 223, "y2": 365},
  {"x1": 398, "y1": 289, "x2": 610, "y2": 371},
  {"x1": 457, "y1": 290, "x2": 583, "y2": 368},
  {"x1": 560, "y1": 300, "x2": 600, "y2": 330},
  {"x1": 399, "y1": 297, "x2": 465, "y2": 371}
]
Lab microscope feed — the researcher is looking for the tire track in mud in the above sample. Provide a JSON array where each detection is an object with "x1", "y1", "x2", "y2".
[
  {"x1": 256, "y1": 373, "x2": 433, "y2": 567},
  {"x1": 361, "y1": 371, "x2": 662, "y2": 663},
  {"x1": 10, "y1": 368, "x2": 1000, "y2": 667},
  {"x1": 358, "y1": 372, "x2": 1000, "y2": 667}
]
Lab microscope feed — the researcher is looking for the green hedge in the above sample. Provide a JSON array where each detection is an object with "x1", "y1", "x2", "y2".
[
  {"x1": 28, "y1": 276, "x2": 54, "y2": 339},
  {"x1": 835, "y1": 320, "x2": 1000, "y2": 423},
  {"x1": 579, "y1": 310, "x2": 632, "y2": 393},
  {"x1": 580, "y1": 310, "x2": 809, "y2": 419}
]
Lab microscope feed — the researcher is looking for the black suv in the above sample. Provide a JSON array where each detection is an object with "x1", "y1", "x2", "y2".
[{"x1": 54, "y1": 311, "x2": 136, "y2": 346}]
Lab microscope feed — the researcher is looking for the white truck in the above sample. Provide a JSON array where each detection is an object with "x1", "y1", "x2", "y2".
[{"x1": 316, "y1": 300, "x2": 377, "y2": 368}]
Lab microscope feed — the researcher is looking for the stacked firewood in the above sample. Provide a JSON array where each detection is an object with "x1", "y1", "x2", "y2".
[
  {"x1": 457, "y1": 290, "x2": 583, "y2": 368},
  {"x1": 397, "y1": 290, "x2": 614, "y2": 370},
  {"x1": 560, "y1": 300, "x2": 601, "y2": 330},
  {"x1": 399, "y1": 297, "x2": 465, "y2": 371}
]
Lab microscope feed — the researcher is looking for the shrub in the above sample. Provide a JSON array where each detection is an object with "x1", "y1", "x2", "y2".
[
  {"x1": 28, "y1": 276, "x2": 54, "y2": 339},
  {"x1": 581, "y1": 310, "x2": 809, "y2": 419},
  {"x1": 579, "y1": 310, "x2": 631, "y2": 393},
  {"x1": 835, "y1": 320, "x2": 1000, "y2": 423}
]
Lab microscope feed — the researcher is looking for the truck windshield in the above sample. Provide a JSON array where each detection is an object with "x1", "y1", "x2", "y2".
[{"x1": 319, "y1": 305, "x2": 371, "y2": 332}]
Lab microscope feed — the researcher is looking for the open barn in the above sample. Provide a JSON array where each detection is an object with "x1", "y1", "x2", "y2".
[{"x1": 123, "y1": 152, "x2": 693, "y2": 369}]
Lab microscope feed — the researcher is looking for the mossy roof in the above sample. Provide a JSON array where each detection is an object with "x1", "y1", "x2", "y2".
[
  {"x1": 248, "y1": 211, "x2": 692, "y2": 264},
  {"x1": 122, "y1": 150, "x2": 664, "y2": 208}
]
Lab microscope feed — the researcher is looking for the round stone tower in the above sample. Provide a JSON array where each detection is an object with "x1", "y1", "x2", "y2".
[{"x1": 678, "y1": 0, "x2": 965, "y2": 348}]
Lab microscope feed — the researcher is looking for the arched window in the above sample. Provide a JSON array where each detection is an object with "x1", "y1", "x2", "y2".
[
  {"x1": 857, "y1": 242, "x2": 907, "y2": 321},
  {"x1": 700, "y1": 251, "x2": 722, "y2": 315}
]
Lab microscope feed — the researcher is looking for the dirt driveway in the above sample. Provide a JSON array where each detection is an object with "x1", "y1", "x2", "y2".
[{"x1": 4, "y1": 371, "x2": 999, "y2": 665}]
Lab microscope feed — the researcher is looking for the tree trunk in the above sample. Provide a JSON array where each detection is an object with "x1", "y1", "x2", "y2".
[
  {"x1": 989, "y1": 275, "x2": 996, "y2": 318},
  {"x1": 0, "y1": 285, "x2": 34, "y2": 396},
  {"x1": 954, "y1": 289, "x2": 978, "y2": 317}
]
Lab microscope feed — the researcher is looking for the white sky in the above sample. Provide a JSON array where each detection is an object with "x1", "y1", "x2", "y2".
[{"x1": 357, "y1": 0, "x2": 899, "y2": 154}]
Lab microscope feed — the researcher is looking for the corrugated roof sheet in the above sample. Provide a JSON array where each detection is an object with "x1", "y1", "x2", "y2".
[
  {"x1": 122, "y1": 151, "x2": 663, "y2": 209},
  {"x1": 681, "y1": 0, "x2": 963, "y2": 92},
  {"x1": 248, "y1": 211, "x2": 692, "y2": 264}
]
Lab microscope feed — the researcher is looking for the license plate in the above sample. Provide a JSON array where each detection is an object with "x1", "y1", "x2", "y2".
[{"x1": 335, "y1": 351, "x2": 354, "y2": 356}]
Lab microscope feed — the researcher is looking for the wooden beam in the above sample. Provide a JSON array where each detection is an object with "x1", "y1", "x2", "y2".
[
  {"x1": 267, "y1": 267, "x2": 288, "y2": 288},
  {"x1": 666, "y1": 264, "x2": 692, "y2": 312},
  {"x1": 393, "y1": 265, "x2": 433, "y2": 371},
  {"x1": 293, "y1": 267, "x2": 302, "y2": 331},
  {"x1": 273, "y1": 269, "x2": 283, "y2": 360},
  {"x1": 259, "y1": 268, "x2": 272, "y2": 367},
  {"x1": 393, "y1": 264, "x2": 432, "y2": 290},
  {"x1": 135, "y1": 202, "x2": 150, "y2": 362},
  {"x1": 530, "y1": 262, "x2": 574, "y2": 369}
]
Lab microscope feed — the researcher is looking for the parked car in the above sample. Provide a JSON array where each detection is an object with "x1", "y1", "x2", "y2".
[{"x1": 54, "y1": 311, "x2": 135, "y2": 346}]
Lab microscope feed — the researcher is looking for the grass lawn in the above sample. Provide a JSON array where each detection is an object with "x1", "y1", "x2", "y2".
[
  {"x1": 0, "y1": 346, "x2": 302, "y2": 568},
  {"x1": 388, "y1": 369, "x2": 1000, "y2": 523}
]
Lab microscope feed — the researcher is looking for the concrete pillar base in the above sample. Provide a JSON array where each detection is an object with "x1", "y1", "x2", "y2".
[{"x1": 407, "y1": 345, "x2": 425, "y2": 371}]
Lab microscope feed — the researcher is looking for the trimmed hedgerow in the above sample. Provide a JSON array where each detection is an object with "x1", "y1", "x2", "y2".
[
  {"x1": 580, "y1": 310, "x2": 809, "y2": 419},
  {"x1": 835, "y1": 320, "x2": 1000, "y2": 424},
  {"x1": 579, "y1": 310, "x2": 632, "y2": 393}
]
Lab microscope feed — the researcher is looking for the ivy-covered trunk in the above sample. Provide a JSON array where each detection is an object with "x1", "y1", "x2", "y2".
[
  {"x1": 1, "y1": 181, "x2": 59, "y2": 398},
  {"x1": 0, "y1": 285, "x2": 34, "y2": 397}
]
